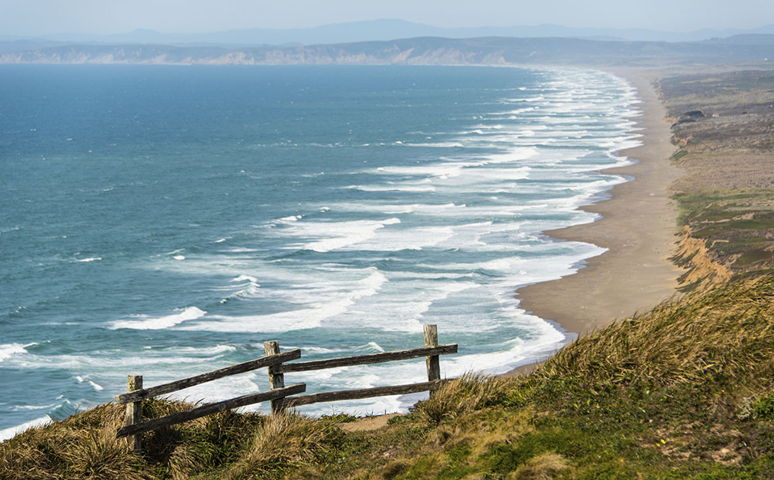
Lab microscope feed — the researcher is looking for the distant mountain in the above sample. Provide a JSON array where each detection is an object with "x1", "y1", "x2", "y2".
[
  {"x1": 2, "y1": 35, "x2": 773, "y2": 67},
  {"x1": 14, "y1": 19, "x2": 774, "y2": 47}
]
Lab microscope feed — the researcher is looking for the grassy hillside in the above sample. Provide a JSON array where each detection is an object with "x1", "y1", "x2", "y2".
[{"x1": 3, "y1": 275, "x2": 774, "y2": 479}]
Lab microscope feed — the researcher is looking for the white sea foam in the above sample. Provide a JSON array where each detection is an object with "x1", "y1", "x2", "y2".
[
  {"x1": 88, "y1": 381, "x2": 104, "y2": 391},
  {"x1": 408, "y1": 141, "x2": 465, "y2": 148},
  {"x1": 183, "y1": 269, "x2": 388, "y2": 333},
  {"x1": 444, "y1": 318, "x2": 568, "y2": 377},
  {"x1": 0, "y1": 416, "x2": 52, "y2": 443},
  {"x1": 165, "y1": 373, "x2": 262, "y2": 405},
  {"x1": 111, "y1": 306, "x2": 207, "y2": 330},
  {"x1": 298, "y1": 346, "x2": 347, "y2": 354},
  {"x1": 221, "y1": 274, "x2": 261, "y2": 302},
  {"x1": 344, "y1": 225, "x2": 456, "y2": 252},
  {"x1": 376, "y1": 164, "x2": 464, "y2": 178},
  {"x1": 5, "y1": 348, "x2": 243, "y2": 371},
  {"x1": 473, "y1": 147, "x2": 537, "y2": 165},
  {"x1": 370, "y1": 282, "x2": 482, "y2": 333},
  {"x1": 297, "y1": 341, "x2": 385, "y2": 355},
  {"x1": 361, "y1": 341, "x2": 385, "y2": 353},
  {"x1": 0, "y1": 344, "x2": 29, "y2": 362},
  {"x1": 329, "y1": 201, "x2": 544, "y2": 220},
  {"x1": 280, "y1": 218, "x2": 402, "y2": 253},
  {"x1": 232, "y1": 274, "x2": 259, "y2": 284},
  {"x1": 168, "y1": 345, "x2": 237, "y2": 356},
  {"x1": 9, "y1": 403, "x2": 59, "y2": 412},
  {"x1": 76, "y1": 257, "x2": 101, "y2": 263},
  {"x1": 345, "y1": 184, "x2": 436, "y2": 193}
]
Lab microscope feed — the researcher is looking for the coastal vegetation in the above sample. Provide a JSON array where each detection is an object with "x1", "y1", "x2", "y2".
[{"x1": 659, "y1": 70, "x2": 774, "y2": 289}]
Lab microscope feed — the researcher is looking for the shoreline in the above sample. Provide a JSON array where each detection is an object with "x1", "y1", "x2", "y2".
[
  {"x1": 514, "y1": 68, "x2": 684, "y2": 352},
  {"x1": 0, "y1": 66, "x2": 685, "y2": 437}
]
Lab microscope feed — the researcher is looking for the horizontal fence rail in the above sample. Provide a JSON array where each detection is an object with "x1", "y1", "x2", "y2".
[
  {"x1": 116, "y1": 349, "x2": 301, "y2": 404},
  {"x1": 273, "y1": 345, "x2": 457, "y2": 374},
  {"x1": 117, "y1": 384, "x2": 306, "y2": 438},
  {"x1": 281, "y1": 380, "x2": 443, "y2": 408}
]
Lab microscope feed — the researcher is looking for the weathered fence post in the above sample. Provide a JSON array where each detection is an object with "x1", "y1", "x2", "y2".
[
  {"x1": 264, "y1": 341, "x2": 286, "y2": 414},
  {"x1": 424, "y1": 325, "x2": 441, "y2": 395},
  {"x1": 125, "y1": 375, "x2": 143, "y2": 452}
]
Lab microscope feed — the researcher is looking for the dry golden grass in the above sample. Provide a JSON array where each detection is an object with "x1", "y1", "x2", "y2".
[
  {"x1": 507, "y1": 453, "x2": 568, "y2": 480},
  {"x1": 539, "y1": 276, "x2": 774, "y2": 389},
  {"x1": 0, "y1": 399, "x2": 252, "y2": 480},
  {"x1": 0, "y1": 404, "x2": 150, "y2": 480},
  {"x1": 221, "y1": 411, "x2": 340, "y2": 480},
  {"x1": 412, "y1": 373, "x2": 511, "y2": 425}
]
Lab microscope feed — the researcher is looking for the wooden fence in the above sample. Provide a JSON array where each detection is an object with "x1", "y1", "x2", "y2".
[{"x1": 115, "y1": 325, "x2": 456, "y2": 450}]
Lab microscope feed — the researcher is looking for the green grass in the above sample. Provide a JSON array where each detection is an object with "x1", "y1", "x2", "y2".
[
  {"x1": 670, "y1": 150, "x2": 689, "y2": 162},
  {"x1": 672, "y1": 189, "x2": 774, "y2": 225},
  {"x1": 733, "y1": 250, "x2": 774, "y2": 268}
]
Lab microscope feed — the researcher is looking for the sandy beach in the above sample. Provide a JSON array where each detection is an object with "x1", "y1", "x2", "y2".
[{"x1": 517, "y1": 69, "x2": 684, "y2": 337}]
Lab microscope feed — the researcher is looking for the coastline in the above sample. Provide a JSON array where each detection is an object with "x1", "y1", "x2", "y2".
[
  {"x1": 0, "y1": 66, "x2": 685, "y2": 435},
  {"x1": 515, "y1": 68, "x2": 684, "y2": 343}
]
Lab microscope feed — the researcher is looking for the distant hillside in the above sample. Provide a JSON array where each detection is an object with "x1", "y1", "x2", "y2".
[
  {"x1": 8, "y1": 19, "x2": 774, "y2": 46},
  {"x1": 709, "y1": 34, "x2": 774, "y2": 45},
  {"x1": 0, "y1": 39, "x2": 61, "y2": 55},
  {"x1": 1, "y1": 35, "x2": 773, "y2": 66}
]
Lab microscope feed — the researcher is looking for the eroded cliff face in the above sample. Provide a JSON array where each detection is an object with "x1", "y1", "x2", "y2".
[
  {"x1": 0, "y1": 43, "x2": 508, "y2": 66},
  {"x1": 673, "y1": 226, "x2": 732, "y2": 290}
]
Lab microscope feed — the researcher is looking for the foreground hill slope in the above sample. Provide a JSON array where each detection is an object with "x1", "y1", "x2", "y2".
[{"x1": 3, "y1": 275, "x2": 774, "y2": 479}]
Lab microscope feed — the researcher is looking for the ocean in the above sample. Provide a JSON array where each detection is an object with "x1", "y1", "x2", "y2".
[{"x1": 0, "y1": 65, "x2": 641, "y2": 439}]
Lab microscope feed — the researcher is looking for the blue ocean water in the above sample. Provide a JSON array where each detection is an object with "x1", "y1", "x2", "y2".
[{"x1": 0, "y1": 65, "x2": 640, "y2": 439}]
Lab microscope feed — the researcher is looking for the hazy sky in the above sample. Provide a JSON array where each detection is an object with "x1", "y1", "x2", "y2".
[{"x1": 1, "y1": 0, "x2": 773, "y2": 36}]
